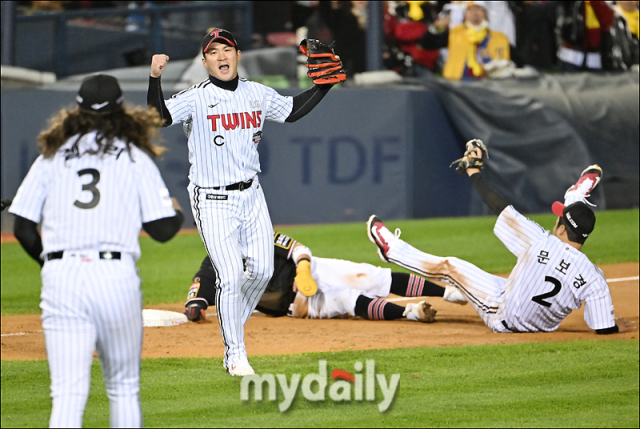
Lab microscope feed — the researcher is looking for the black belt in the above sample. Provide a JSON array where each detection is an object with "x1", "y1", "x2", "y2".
[
  {"x1": 45, "y1": 251, "x2": 121, "y2": 261},
  {"x1": 213, "y1": 178, "x2": 253, "y2": 191}
]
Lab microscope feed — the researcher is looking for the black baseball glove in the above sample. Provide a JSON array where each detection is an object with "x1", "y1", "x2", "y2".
[
  {"x1": 299, "y1": 39, "x2": 347, "y2": 85},
  {"x1": 449, "y1": 139, "x2": 489, "y2": 174}
]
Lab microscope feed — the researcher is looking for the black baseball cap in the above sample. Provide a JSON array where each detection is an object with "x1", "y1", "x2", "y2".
[
  {"x1": 76, "y1": 74, "x2": 123, "y2": 114},
  {"x1": 202, "y1": 28, "x2": 238, "y2": 55},
  {"x1": 552, "y1": 201, "x2": 596, "y2": 238}
]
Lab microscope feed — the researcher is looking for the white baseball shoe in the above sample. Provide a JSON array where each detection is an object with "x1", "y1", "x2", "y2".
[
  {"x1": 443, "y1": 286, "x2": 468, "y2": 305},
  {"x1": 563, "y1": 164, "x2": 602, "y2": 207},
  {"x1": 366, "y1": 214, "x2": 401, "y2": 263},
  {"x1": 225, "y1": 358, "x2": 255, "y2": 377},
  {"x1": 403, "y1": 301, "x2": 436, "y2": 323}
]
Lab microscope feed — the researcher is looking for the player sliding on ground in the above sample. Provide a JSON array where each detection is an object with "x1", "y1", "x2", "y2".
[
  {"x1": 367, "y1": 139, "x2": 635, "y2": 334},
  {"x1": 184, "y1": 232, "x2": 470, "y2": 324}
]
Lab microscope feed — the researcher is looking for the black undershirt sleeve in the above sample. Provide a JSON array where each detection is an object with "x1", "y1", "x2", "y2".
[
  {"x1": 469, "y1": 172, "x2": 509, "y2": 216},
  {"x1": 13, "y1": 215, "x2": 44, "y2": 267},
  {"x1": 285, "y1": 84, "x2": 333, "y2": 123},
  {"x1": 595, "y1": 325, "x2": 619, "y2": 334},
  {"x1": 142, "y1": 209, "x2": 184, "y2": 242},
  {"x1": 147, "y1": 76, "x2": 173, "y2": 127}
]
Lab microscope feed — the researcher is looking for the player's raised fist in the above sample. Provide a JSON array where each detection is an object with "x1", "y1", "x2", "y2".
[{"x1": 150, "y1": 54, "x2": 169, "y2": 78}]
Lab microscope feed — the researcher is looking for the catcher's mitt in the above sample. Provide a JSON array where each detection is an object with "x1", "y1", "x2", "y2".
[
  {"x1": 299, "y1": 39, "x2": 346, "y2": 85},
  {"x1": 449, "y1": 139, "x2": 488, "y2": 174}
]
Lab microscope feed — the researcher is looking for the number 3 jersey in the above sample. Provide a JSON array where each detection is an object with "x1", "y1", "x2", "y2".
[
  {"x1": 495, "y1": 206, "x2": 615, "y2": 332},
  {"x1": 9, "y1": 132, "x2": 176, "y2": 261}
]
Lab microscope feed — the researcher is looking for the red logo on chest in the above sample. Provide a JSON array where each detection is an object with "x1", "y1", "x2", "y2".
[{"x1": 207, "y1": 111, "x2": 262, "y2": 132}]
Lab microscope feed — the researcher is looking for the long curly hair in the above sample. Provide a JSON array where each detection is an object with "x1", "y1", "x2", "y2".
[{"x1": 38, "y1": 105, "x2": 166, "y2": 159}]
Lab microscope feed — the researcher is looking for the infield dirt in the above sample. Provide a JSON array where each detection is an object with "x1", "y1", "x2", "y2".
[{"x1": 2, "y1": 263, "x2": 637, "y2": 361}]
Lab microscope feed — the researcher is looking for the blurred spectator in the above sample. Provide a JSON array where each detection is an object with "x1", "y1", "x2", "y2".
[
  {"x1": 253, "y1": 1, "x2": 293, "y2": 48},
  {"x1": 384, "y1": 1, "x2": 449, "y2": 75},
  {"x1": 604, "y1": 1, "x2": 639, "y2": 70},
  {"x1": 444, "y1": 1, "x2": 515, "y2": 46},
  {"x1": 511, "y1": 1, "x2": 558, "y2": 71},
  {"x1": 22, "y1": 1, "x2": 118, "y2": 14},
  {"x1": 442, "y1": 1, "x2": 510, "y2": 80},
  {"x1": 614, "y1": 1, "x2": 639, "y2": 38},
  {"x1": 317, "y1": 1, "x2": 367, "y2": 76},
  {"x1": 557, "y1": 1, "x2": 615, "y2": 72}
]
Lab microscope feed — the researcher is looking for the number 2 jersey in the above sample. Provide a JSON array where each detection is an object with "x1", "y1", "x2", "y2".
[
  {"x1": 9, "y1": 132, "x2": 176, "y2": 261},
  {"x1": 496, "y1": 206, "x2": 616, "y2": 332}
]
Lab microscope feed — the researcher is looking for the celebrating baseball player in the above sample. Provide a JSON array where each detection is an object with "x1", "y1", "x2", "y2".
[
  {"x1": 367, "y1": 139, "x2": 636, "y2": 334},
  {"x1": 184, "y1": 231, "x2": 471, "y2": 323},
  {"x1": 8, "y1": 75, "x2": 184, "y2": 428},
  {"x1": 147, "y1": 29, "x2": 346, "y2": 376}
]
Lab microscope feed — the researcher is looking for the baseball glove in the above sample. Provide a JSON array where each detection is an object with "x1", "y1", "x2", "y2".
[
  {"x1": 299, "y1": 39, "x2": 346, "y2": 85},
  {"x1": 449, "y1": 139, "x2": 489, "y2": 174},
  {"x1": 294, "y1": 260, "x2": 318, "y2": 297}
]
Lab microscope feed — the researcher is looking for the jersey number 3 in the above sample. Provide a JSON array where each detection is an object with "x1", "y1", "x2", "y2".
[
  {"x1": 532, "y1": 276, "x2": 562, "y2": 308},
  {"x1": 74, "y1": 168, "x2": 101, "y2": 209}
]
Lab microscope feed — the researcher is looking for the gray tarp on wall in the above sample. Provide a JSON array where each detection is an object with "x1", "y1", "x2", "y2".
[{"x1": 425, "y1": 72, "x2": 639, "y2": 214}]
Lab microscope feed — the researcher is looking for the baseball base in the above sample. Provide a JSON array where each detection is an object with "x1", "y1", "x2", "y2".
[{"x1": 142, "y1": 309, "x2": 188, "y2": 327}]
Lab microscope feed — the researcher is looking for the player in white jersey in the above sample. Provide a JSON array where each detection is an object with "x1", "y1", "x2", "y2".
[
  {"x1": 9, "y1": 75, "x2": 184, "y2": 428},
  {"x1": 367, "y1": 140, "x2": 635, "y2": 334},
  {"x1": 183, "y1": 231, "x2": 468, "y2": 323},
  {"x1": 146, "y1": 29, "x2": 345, "y2": 376}
]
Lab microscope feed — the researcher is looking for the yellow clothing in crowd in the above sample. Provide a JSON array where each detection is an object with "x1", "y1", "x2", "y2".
[
  {"x1": 443, "y1": 24, "x2": 510, "y2": 80},
  {"x1": 616, "y1": 6, "x2": 639, "y2": 38}
]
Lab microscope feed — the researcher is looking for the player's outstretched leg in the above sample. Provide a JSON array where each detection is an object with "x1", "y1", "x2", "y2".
[
  {"x1": 366, "y1": 215, "x2": 505, "y2": 326},
  {"x1": 389, "y1": 272, "x2": 467, "y2": 305},
  {"x1": 354, "y1": 296, "x2": 436, "y2": 323}
]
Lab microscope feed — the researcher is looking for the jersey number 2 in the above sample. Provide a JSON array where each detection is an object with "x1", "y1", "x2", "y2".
[
  {"x1": 532, "y1": 276, "x2": 562, "y2": 308},
  {"x1": 74, "y1": 168, "x2": 101, "y2": 209}
]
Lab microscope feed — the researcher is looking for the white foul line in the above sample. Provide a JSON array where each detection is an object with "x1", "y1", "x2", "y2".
[
  {"x1": 607, "y1": 276, "x2": 639, "y2": 283},
  {"x1": 3, "y1": 276, "x2": 639, "y2": 335}
]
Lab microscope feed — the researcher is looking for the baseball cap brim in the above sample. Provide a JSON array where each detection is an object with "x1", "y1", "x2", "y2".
[
  {"x1": 552, "y1": 201, "x2": 565, "y2": 217},
  {"x1": 202, "y1": 29, "x2": 238, "y2": 54}
]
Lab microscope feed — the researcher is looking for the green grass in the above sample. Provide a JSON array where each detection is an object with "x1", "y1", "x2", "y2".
[
  {"x1": 2, "y1": 340, "x2": 638, "y2": 428},
  {"x1": 2, "y1": 209, "x2": 638, "y2": 315}
]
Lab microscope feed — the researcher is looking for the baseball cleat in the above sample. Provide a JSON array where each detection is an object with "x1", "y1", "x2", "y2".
[
  {"x1": 564, "y1": 164, "x2": 602, "y2": 204},
  {"x1": 367, "y1": 215, "x2": 400, "y2": 263},
  {"x1": 226, "y1": 359, "x2": 255, "y2": 377},
  {"x1": 403, "y1": 301, "x2": 437, "y2": 323},
  {"x1": 443, "y1": 286, "x2": 468, "y2": 305},
  {"x1": 184, "y1": 302, "x2": 207, "y2": 321}
]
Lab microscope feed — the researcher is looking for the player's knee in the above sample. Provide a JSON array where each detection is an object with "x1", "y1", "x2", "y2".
[{"x1": 246, "y1": 263, "x2": 273, "y2": 283}]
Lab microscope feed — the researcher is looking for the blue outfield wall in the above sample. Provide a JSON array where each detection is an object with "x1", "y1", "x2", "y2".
[
  {"x1": 3, "y1": 77, "x2": 637, "y2": 233},
  {"x1": 0, "y1": 86, "x2": 470, "y2": 231}
]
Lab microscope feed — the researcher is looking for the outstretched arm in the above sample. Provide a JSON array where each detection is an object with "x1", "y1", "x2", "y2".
[
  {"x1": 285, "y1": 84, "x2": 333, "y2": 123},
  {"x1": 465, "y1": 146, "x2": 509, "y2": 216},
  {"x1": 291, "y1": 242, "x2": 318, "y2": 297},
  {"x1": 147, "y1": 54, "x2": 173, "y2": 126}
]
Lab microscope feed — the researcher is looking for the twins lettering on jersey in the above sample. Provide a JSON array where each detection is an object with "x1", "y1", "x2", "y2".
[{"x1": 207, "y1": 111, "x2": 263, "y2": 132}]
